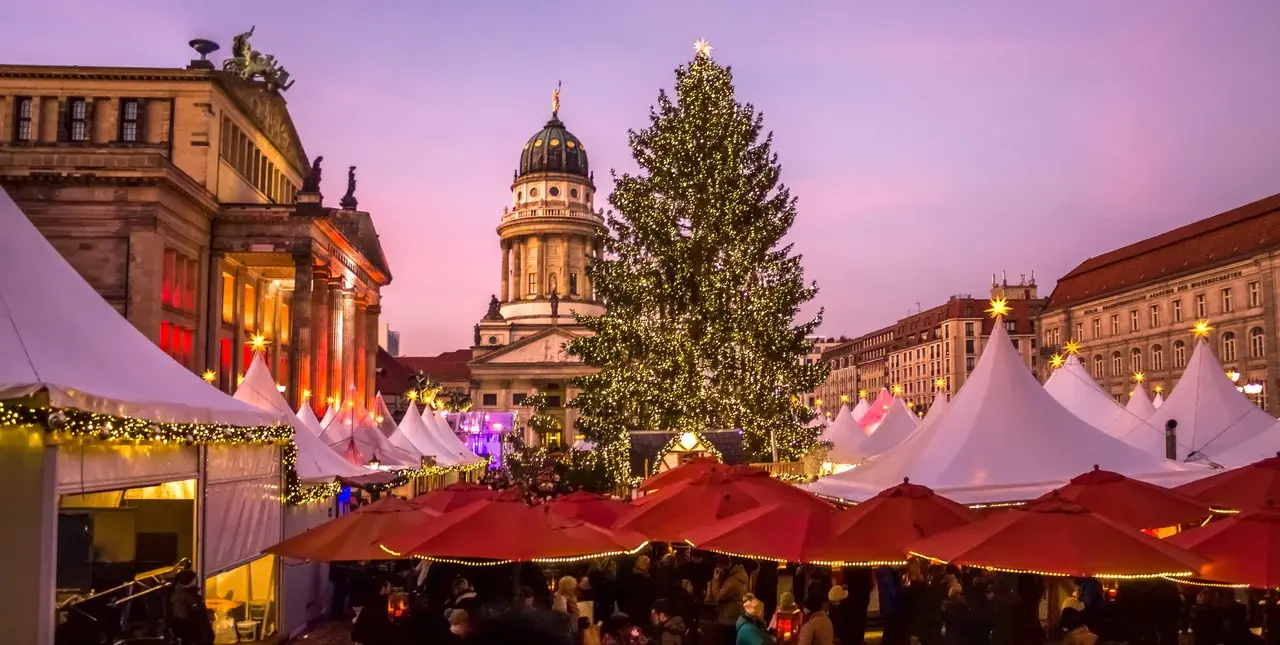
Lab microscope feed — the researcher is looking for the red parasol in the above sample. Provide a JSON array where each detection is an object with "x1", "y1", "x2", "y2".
[
  {"x1": 411, "y1": 482, "x2": 495, "y2": 515},
  {"x1": 638, "y1": 455, "x2": 724, "y2": 493},
  {"x1": 616, "y1": 468, "x2": 831, "y2": 542},
  {"x1": 905, "y1": 493, "x2": 1208, "y2": 578},
  {"x1": 264, "y1": 497, "x2": 429, "y2": 562},
  {"x1": 683, "y1": 503, "x2": 839, "y2": 563},
  {"x1": 1046, "y1": 466, "x2": 1211, "y2": 530},
  {"x1": 807, "y1": 478, "x2": 978, "y2": 566},
  {"x1": 546, "y1": 490, "x2": 634, "y2": 527},
  {"x1": 380, "y1": 487, "x2": 648, "y2": 563},
  {"x1": 1165, "y1": 500, "x2": 1280, "y2": 588},
  {"x1": 1174, "y1": 453, "x2": 1280, "y2": 511}
]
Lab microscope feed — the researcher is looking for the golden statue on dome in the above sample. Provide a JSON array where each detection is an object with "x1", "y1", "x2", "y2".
[{"x1": 552, "y1": 80, "x2": 561, "y2": 118}]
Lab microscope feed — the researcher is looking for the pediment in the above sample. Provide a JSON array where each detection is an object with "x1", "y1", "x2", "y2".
[
  {"x1": 219, "y1": 76, "x2": 310, "y2": 175},
  {"x1": 471, "y1": 328, "x2": 583, "y2": 365}
]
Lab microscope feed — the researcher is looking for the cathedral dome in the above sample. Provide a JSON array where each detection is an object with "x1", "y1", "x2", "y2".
[{"x1": 518, "y1": 116, "x2": 589, "y2": 179}]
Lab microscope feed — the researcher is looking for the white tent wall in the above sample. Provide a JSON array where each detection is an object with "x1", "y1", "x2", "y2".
[
  {"x1": 57, "y1": 443, "x2": 198, "y2": 494},
  {"x1": 0, "y1": 425, "x2": 58, "y2": 645},
  {"x1": 280, "y1": 500, "x2": 337, "y2": 637},
  {"x1": 201, "y1": 444, "x2": 282, "y2": 577}
]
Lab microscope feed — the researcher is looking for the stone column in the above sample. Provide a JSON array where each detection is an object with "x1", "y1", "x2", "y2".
[
  {"x1": 511, "y1": 239, "x2": 523, "y2": 301},
  {"x1": 537, "y1": 234, "x2": 547, "y2": 297},
  {"x1": 329, "y1": 283, "x2": 345, "y2": 404},
  {"x1": 311, "y1": 271, "x2": 331, "y2": 410},
  {"x1": 500, "y1": 240, "x2": 510, "y2": 303},
  {"x1": 203, "y1": 252, "x2": 225, "y2": 375},
  {"x1": 366, "y1": 304, "x2": 381, "y2": 407},
  {"x1": 353, "y1": 300, "x2": 368, "y2": 407},
  {"x1": 288, "y1": 256, "x2": 314, "y2": 410},
  {"x1": 341, "y1": 290, "x2": 357, "y2": 405},
  {"x1": 231, "y1": 268, "x2": 247, "y2": 385},
  {"x1": 560, "y1": 234, "x2": 570, "y2": 297}
]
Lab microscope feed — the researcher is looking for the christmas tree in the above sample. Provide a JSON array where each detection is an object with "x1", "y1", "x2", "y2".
[{"x1": 569, "y1": 41, "x2": 828, "y2": 485}]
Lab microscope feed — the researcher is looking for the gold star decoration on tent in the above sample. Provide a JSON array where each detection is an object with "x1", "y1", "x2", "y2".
[
  {"x1": 934, "y1": 377, "x2": 947, "y2": 389},
  {"x1": 1064, "y1": 339, "x2": 1081, "y2": 355},
  {"x1": 986, "y1": 297, "x2": 1011, "y2": 319},
  {"x1": 1049, "y1": 354, "x2": 1065, "y2": 369},
  {"x1": 891, "y1": 384, "x2": 904, "y2": 395},
  {"x1": 1192, "y1": 319, "x2": 1213, "y2": 338},
  {"x1": 1133, "y1": 371, "x2": 1146, "y2": 383}
]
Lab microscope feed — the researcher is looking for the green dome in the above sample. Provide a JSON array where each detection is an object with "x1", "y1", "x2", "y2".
[{"x1": 519, "y1": 116, "x2": 589, "y2": 179}]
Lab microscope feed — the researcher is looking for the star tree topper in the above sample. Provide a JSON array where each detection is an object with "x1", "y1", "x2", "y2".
[{"x1": 694, "y1": 39, "x2": 713, "y2": 58}]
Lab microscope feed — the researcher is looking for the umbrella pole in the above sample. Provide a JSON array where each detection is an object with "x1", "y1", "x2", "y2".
[{"x1": 1266, "y1": 589, "x2": 1274, "y2": 640}]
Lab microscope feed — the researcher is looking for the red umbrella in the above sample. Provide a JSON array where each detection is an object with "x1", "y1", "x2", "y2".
[
  {"x1": 1165, "y1": 501, "x2": 1280, "y2": 588},
  {"x1": 1174, "y1": 453, "x2": 1280, "y2": 511},
  {"x1": 807, "y1": 478, "x2": 978, "y2": 566},
  {"x1": 380, "y1": 487, "x2": 648, "y2": 563},
  {"x1": 638, "y1": 456, "x2": 724, "y2": 493},
  {"x1": 683, "y1": 504, "x2": 839, "y2": 563},
  {"x1": 720, "y1": 466, "x2": 834, "y2": 512},
  {"x1": 905, "y1": 494, "x2": 1208, "y2": 578},
  {"x1": 1046, "y1": 466, "x2": 1212, "y2": 530},
  {"x1": 411, "y1": 482, "x2": 495, "y2": 514},
  {"x1": 264, "y1": 497, "x2": 428, "y2": 562},
  {"x1": 547, "y1": 490, "x2": 634, "y2": 527}
]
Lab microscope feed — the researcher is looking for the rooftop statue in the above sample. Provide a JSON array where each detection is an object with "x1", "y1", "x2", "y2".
[{"x1": 223, "y1": 26, "x2": 295, "y2": 91}]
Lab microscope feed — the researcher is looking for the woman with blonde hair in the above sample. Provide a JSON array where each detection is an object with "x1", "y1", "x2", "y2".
[
  {"x1": 552, "y1": 575, "x2": 581, "y2": 631},
  {"x1": 736, "y1": 593, "x2": 772, "y2": 645}
]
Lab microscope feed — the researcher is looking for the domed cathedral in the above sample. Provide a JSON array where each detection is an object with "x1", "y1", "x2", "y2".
[{"x1": 469, "y1": 86, "x2": 607, "y2": 447}]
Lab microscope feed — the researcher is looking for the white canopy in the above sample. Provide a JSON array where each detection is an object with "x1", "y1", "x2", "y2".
[
  {"x1": 850, "y1": 398, "x2": 871, "y2": 422},
  {"x1": 371, "y1": 393, "x2": 419, "y2": 456},
  {"x1": 0, "y1": 189, "x2": 276, "y2": 428},
  {"x1": 1043, "y1": 355, "x2": 1128, "y2": 436},
  {"x1": 234, "y1": 352, "x2": 368, "y2": 482},
  {"x1": 423, "y1": 407, "x2": 481, "y2": 462},
  {"x1": 318, "y1": 403, "x2": 420, "y2": 469},
  {"x1": 296, "y1": 403, "x2": 325, "y2": 437},
  {"x1": 805, "y1": 322, "x2": 1208, "y2": 504},
  {"x1": 1209, "y1": 418, "x2": 1280, "y2": 467},
  {"x1": 391, "y1": 401, "x2": 468, "y2": 466},
  {"x1": 921, "y1": 391, "x2": 949, "y2": 428},
  {"x1": 1126, "y1": 382, "x2": 1157, "y2": 420},
  {"x1": 319, "y1": 405, "x2": 337, "y2": 429},
  {"x1": 1118, "y1": 338, "x2": 1277, "y2": 463},
  {"x1": 820, "y1": 404, "x2": 869, "y2": 465},
  {"x1": 848, "y1": 396, "x2": 919, "y2": 461},
  {"x1": 1152, "y1": 392, "x2": 1165, "y2": 409}
]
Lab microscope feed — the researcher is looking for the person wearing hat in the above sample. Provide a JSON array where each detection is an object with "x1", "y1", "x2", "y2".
[
  {"x1": 826, "y1": 586, "x2": 854, "y2": 645},
  {"x1": 737, "y1": 594, "x2": 773, "y2": 645},
  {"x1": 797, "y1": 592, "x2": 833, "y2": 645}
]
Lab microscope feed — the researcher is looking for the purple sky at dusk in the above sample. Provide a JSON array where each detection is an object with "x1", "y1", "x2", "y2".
[{"x1": 5, "y1": 2, "x2": 1280, "y2": 355}]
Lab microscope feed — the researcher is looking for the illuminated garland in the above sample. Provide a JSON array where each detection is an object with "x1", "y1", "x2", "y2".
[
  {"x1": 907, "y1": 551, "x2": 1195, "y2": 580},
  {"x1": 377, "y1": 540, "x2": 650, "y2": 566}
]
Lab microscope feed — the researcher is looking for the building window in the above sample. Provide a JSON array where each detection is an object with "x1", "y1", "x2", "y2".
[
  {"x1": 965, "y1": 357, "x2": 975, "y2": 372},
  {"x1": 964, "y1": 322, "x2": 974, "y2": 337},
  {"x1": 1092, "y1": 319, "x2": 1101, "y2": 338},
  {"x1": 1152, "y1": 345, "x2": 1163, "y2": 371},
  {"x1": 1221, "y1": 288, "x2": 1233, "y2": 313},
  {"x1": 221, "y1": 273, "x2": 235, "y2": 324},
  {"x1": 1222, "y1": 331, "x2": 1237, "y2": 362},
  {"x1": 1172, "y1": 299, "x2": 1182, "y2": 323},
  {"x1": 965, "y1": 339, "x2": 975, "y2": 354},
  {"x1": 1073, "y1": 323, "x2": 1083, "y2": 342},
  {"x1": 512, "y1": 393, "x2": 527, "y2": 406},
  {"x1": 120, "y1": 99, "x2": 142, "y2": 142},
  {"x1": 1250, "y1": 327, "x2": 1265, "y2": 358},
  {"x1": 279, "y1": 303, "x2": 291, "y2": 345},
  {"x1": 963, "y1": 306, "x2": 973, "y2": 317},
  {"x1": 1129, "y1": 310, "x2": 1139, "y2": 332},
  {"x1": 67, "y1": 98, "x2": 89, "y2": 142},
  {"x1": 1130, "y1": 347, "x2": 1142, "y2": 373},
  {"x1": 569, "y1": 272, "x2": 579, "y2": 296},
  {"x1": 528, "y1": 272, "x2": 537, "y2": 295},
  {"x1": 1109, "y1": 314, "x2": 1119, "y2": 335},
  {"x1": 1149, "y1": 305, "x2": 1160, "y2": 328},
  {"x1": 1173, "y1": 340, "x2": 1186, "y2": 368},
  {"x1": 243, "y1": 284, "x2": 256, "y2": 332},
  {"x1": 13, "y1": 97, "x2": 34, "y2": 141},
  {"x1": 482, "y1": 393, "x2": 497, "y2": 406},
  {"x1": 161, "y1": 249, "x2": 197, "y2": 314},
  {"x1": 1248, "y1": 281, "x2": 1261, "y2": 308},
  {"x1": 1092, "y1": 355, "x2": 1104, "y2": 379},
  {"x1": 1111, "y1": 351, "x2": 1122, "y2": 376},
  {"x1": 1195, "y1": 294, "x2": 1206, "y2": 318}
]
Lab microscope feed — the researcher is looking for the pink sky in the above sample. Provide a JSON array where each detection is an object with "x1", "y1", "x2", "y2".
[{"x1": 4, "y1": 1, "x2": 1280, "y2": 355}]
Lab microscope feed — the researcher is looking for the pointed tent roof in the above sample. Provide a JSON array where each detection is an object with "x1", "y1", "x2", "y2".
[
  {"x1": 320, "y1": 405, "x2": 337, "y2": 428},
  {"x1": 1153, "y1": 392, "x2": 1165, "y2": 409},
  {"x1": 1105, "y1": 381, "x2": 1163, "y2": 440},
  {"x1": 0, "y1": 189, "x2": 275, "y2": 428},
  {"x1": 850, "y1": 396, "x2": 920, "y2": 461},
  {"x1": 857, "y1": 388, "x2": 896, "y2": 430},
  {"x1": 1127, "y1": 382, "x2": 1157, "y2": 420},
  {"x1": 850, "y1": 398, "x2": 871, "y2": 422},
  {"x1": 391, "y1": 401, "x2": 467, "y2": 466},
  {"x1": 822, "y1": 404, "x2": 869, "y2": 465},
  {"x1": 424, "y1": 408, "x2": 481, "y2": 462},
  {"x1": 805, "y1": 322, "x2": 1209, "y2": 504},
  {"x1": 370, "y1": 394, "x2": 423, "y2": 465},
  {"x1": 921, "y1": 391, "x2": 949, "y2": 428},
  {"x1": 234, "y1": 352, "x2": 368, "y2": 482},
  {"x1": 319, "y1": 402, "x2": 420, "y2": 469},
  {"x1": 297, "y1": 403, "x2": 325, "y2": 437},
  {"x1": 1119, "y1": 338, "x2": 1277, "y2": 463},
  {"x1": 1044, "y1": 355, "x2": 1129, "y2": 435}
]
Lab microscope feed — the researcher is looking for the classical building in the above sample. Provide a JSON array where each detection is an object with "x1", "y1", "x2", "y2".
[
  {"x1": 1038, "y1": 192, "x2": 1280, "y2": 410},
  {"x1": 467, "y1": 93, "x2": 607, "y2": 446},
  {"x1": 0, "y1": 33, "x2": 390, "y2": 413},
  {"x1": 813, "y1": 326, "x2": 894, "y2": 415}
]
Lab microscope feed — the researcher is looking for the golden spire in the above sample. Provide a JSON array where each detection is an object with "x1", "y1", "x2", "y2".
[
  {"x1": 986, "y1": 297, "x2": 1011, "y2": 319},
  {"x1": 1049, "y1": 354, "x2": 1065, "y2": 369},
  {"x1": 1063, "y1": 339, "x2": 1081, "y2": 355},
  {"x1": 552, "y1": 80, "x2": 561, "y2": 118},
  {"x1": 694, "y1": 39, "x2": 713, "y2": 58},
  {"x1": 1192, "y1": 319, "x2": 1213, "y2": 339}
]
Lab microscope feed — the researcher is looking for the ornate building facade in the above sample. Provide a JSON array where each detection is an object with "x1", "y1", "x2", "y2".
[
  {"x1": 1038, "y1": 192, "x2": 1280, "y2": 410},
  {"x1": 0, "y1": 33, "x2": 390, "y2": 414},
  {"x1": 468, "y1": 95, "x2": 606, "y2": 446}
]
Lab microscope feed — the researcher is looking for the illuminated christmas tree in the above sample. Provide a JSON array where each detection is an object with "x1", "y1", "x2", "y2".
[{"x1": 569, "y1": 41, "x2": 828, "y2": 485}]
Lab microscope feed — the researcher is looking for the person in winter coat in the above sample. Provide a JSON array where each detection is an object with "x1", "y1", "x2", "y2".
[
  {"x1": 736, "y1": 594, "x2": 773, "y2": 645},
  {"x1": 875, "y1": 566, "x2": 909, "y2": 645},
  {"x1": 710, "y1": 560, "x2": 751, "y2": 645},
  {"x1": 168, "y1": 571, "x2": 214, "y2": 645},
  {"x1": 797, "y1": 592, "x2": 834, "y2": 645},
  {"x1": 1059, "y1": 609, "x2": 1098, "y2": 645},
  {"x1": 652, "y1": 599, "x2": 689, "y2": 645},
  {"x1": 620, "y1": 557, "x2": 655, "y2": 632},
  {"x1": 351, "y1": 581, "x2": 394, "y2": 645},
  {"x1": 826, "y1": 585, "x2": 854, "y2": 645},
  {"x1": 552, "y1": 576, "x2": 581, "y2": 636}
]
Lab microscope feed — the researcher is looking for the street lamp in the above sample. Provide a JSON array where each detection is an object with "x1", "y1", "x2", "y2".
[{"x1": 368, "y1": 454, "x2": 381, "y2": 470}]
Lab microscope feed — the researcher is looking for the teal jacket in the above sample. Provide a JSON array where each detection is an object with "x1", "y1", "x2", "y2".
[{"x1": 736, "y1": 614, "x2": 772, "y2": 645}]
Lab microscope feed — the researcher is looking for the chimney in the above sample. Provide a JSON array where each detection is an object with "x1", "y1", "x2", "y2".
[{"x1": 1165, "y1": 420, "x2": 1178, "y2": 460}]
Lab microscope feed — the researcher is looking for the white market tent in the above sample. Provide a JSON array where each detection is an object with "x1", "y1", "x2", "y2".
[
  {"x1": 235, "y1": 353, "x2": 369, "y2": 482},
  {"x1": 296, "y1": 402, "x2": 325, "y2": 437},
  {"x1": 371, "y1": 393, "x2": 422, "y2": 458},
  {"x1": 804, "y1": 321, "x2": 1209, "y2": 504},
  {"x1": 319, "y1": 403, "x2": 420, "y2": 469},
  {"x1": 1127, "y1": 382, "x2": 1157, "y2": 420},
  {"x1": 820, "y1": 404, "x2": 868, "y2": 465},
  {"x1": 850, "y1": 398, "x2": 872, "y2": 422},
  {"x1": 1153, "y1": 392, "x2": 1165, "y2": 409},
  {"x1": 0, "y1": 189, "x2": 283, "y2": 643},
  {"x1": 857, "y1": 388, "x2": 895, "y2": 432},
  {"x1": 848, "y1": 395, "x2": 919, "y2": 461},
  {"x1": 1043, "y1": 355, "x2": 1129, "y2": 437},
  {"x1": 920, "y1": 391, "x2": 949, "y2": 428},
  {"x1": 1117, "y1": 338, "x2": 1277, "y2": 464},
  {"x1": 1210, "y1": 418, "x2": 1280, "y2": 468},
  {"x1": 423, "y1": 407, "x2": 482, "y2": 462},
  {"x1": 319, "y1": 405, "x2": 337, "y2": 428},
  {"x1": 391, "y1": 401, "x2": 467, "y2": 466}
]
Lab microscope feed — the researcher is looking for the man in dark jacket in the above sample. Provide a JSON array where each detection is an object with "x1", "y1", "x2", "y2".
[
  {"x1": 169, "y1": 571, "x2": 214, "y2": 645},
  {"x1": 653, "y1": 599, "x2": 688, "y2": 645}
]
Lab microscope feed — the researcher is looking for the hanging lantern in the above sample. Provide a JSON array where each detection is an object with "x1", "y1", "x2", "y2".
[
  {"x1": 774, "y1": 607, "x2": 802, "y2": 643},
  {"x1": 387, "y1": 588, "x2": 409, "y2": 621}
]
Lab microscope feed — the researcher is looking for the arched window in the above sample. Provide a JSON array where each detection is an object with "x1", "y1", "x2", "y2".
[
  {"x1": 1173, "y1": 341, "x2": 1186, "y2": 368},
  {"x1": 1151, "y1": 345, "x2": 1163, "y2": 371},
  {"x1": 1250, "y1": 327, "x2": 1265, "y2": 358},
  {"x1": 1111, "y1": 351, "x2": 1122, "y2": 376},
  {"x1": 1092, "y1": 355, "x2": 1104, "y2": 379},
  {"x1": 1222, "y1": 331, "x2": 1237, "y2": 362},
  {"x1": 1130, "y1": 347, "x2": 1142, "y2": 373}
]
